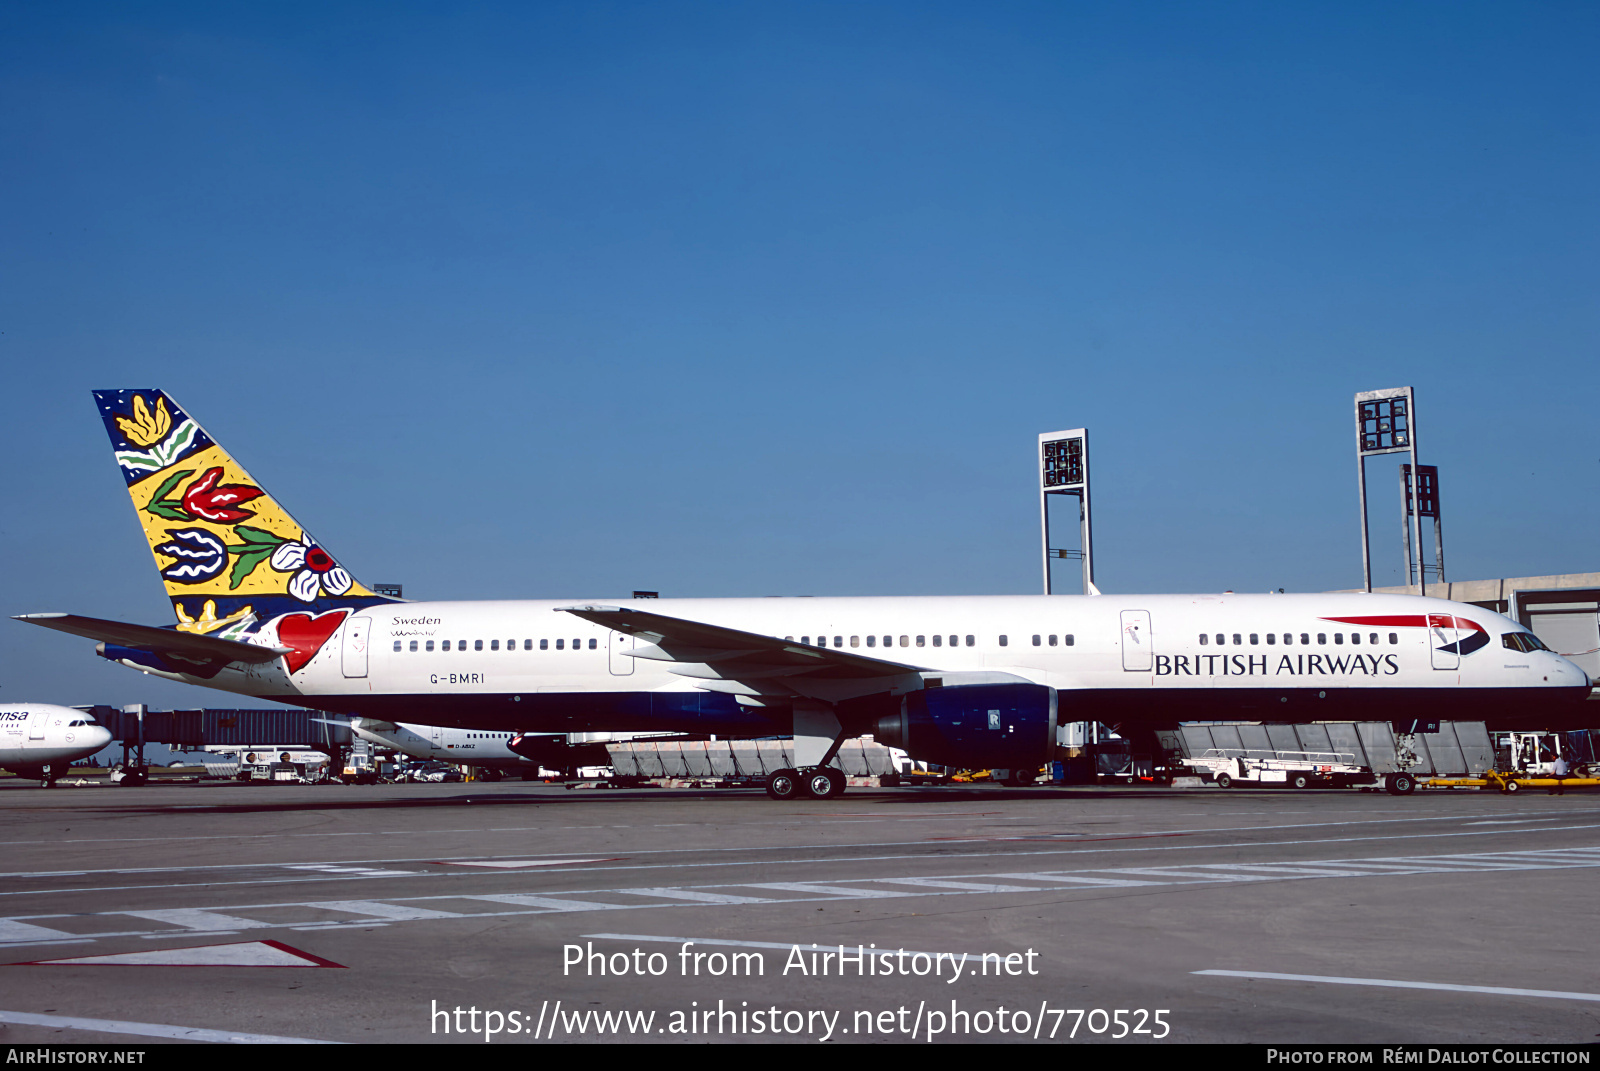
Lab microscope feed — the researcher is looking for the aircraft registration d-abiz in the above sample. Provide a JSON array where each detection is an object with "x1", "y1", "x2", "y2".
[
  {"x1": 1, "y1": 704, "x2": 114, "y2": 785},
  {"x1": 16, "y1": 391, "x2": 1592, "y2": 800}
]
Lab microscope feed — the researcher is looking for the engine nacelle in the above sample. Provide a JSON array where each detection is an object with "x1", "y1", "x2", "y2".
[{"x1": 873, "y1": 683, "x2": 1055, "y2": 769}]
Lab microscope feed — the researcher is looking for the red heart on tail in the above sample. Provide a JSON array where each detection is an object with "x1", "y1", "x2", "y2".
[{"x1": 275, "y1": 610, "x2": 350, "y2": 674}]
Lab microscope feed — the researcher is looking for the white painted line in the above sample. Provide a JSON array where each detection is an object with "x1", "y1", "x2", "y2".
[
  {"x1": 741, "y1": 882, "x2": 913, "y2": 898},
  {"x1": 619, "y1": 889, "x2": 776, "y2": 905},
  {"x1": 1194, "y1": 969, "x2": 1600, "y2": 1003},
  {"x1": 468, "y1": 894, "x2": 634, "y2": 911},
  {"x1": 872, "y1": 878, "x2": 1049, "y2": 893},
  {"x1": 0, "y1": 1008, "x2": 340, "y2": 1043},
  {"x1": 22, "y1": 940, "x2": 345, "y2": 969},
  {"x1": 436, "y1": 858, "x2": 612, "y2": 869},
  {"x1": 0, "y1": 919, "x2": 79, "y2": 944},
  {"x1": 993, "y1": 872, "x2": 1166, "y2": 887},
  {"x1": 303, "y1": 900, "x2": 463, "y2": 921},
  {"x1": 122, "y1": 909, "x2": 272, "y2": 931},
  {"x1": 1192, "y1": 864, "x2": 1382, "y2": 878},
  {"x1": 583, "y1": 933, "x2": 985, "y2": 958}
]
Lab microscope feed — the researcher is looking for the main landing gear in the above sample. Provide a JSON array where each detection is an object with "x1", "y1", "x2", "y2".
[{"x1": 766, "y1": 767, "x2": 846, "y2": 800}]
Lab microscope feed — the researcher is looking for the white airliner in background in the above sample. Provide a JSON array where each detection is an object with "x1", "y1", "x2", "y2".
[
  {"x1": 16, "y1": 390, "x2": 1593, "y2": 800},
  {"x1": 344, "y1": 718, "x2": 617, "y2": 779},
  {"x1": 1, "y1": 704, "x2": 114, "y2": 786}
]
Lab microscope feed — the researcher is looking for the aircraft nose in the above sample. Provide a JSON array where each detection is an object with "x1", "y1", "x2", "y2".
[{"x1": 89, "y1": 725, "x2": 113, "y2": 748}]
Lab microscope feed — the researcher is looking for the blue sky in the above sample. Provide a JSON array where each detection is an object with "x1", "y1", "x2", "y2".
[{"x1": 3, "y1": 1, "x2": 1596, "y2": 712}]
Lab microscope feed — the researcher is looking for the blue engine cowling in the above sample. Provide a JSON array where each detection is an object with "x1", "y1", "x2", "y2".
[{"x1": 873, "y1": 683, "x2": 1055, "y2": 768}]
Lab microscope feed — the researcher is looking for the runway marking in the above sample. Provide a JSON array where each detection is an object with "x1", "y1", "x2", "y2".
[
  {"x1": 9, "y1": 822, "x2": 1600, "y2": 901},
  {"x1": 584, "y1": 933, "x2": 985, "y2": 958},
  {"x1": 467, "y1": 894, "x2": 635, "y2": 911},
  {"x1": 742, "y1": 882, "x2": 914, "y2": 899},
  {"x1": 304, "y1": 900, "x2": 464, "y2": 921},
  {"x1": 0, "y1": 919, "x2": 81, "y2": 944},
  {"x1": 872, "y1": 878, "x2": 1049, "y2": 893},
  {"x1": 6, "y1": 846, "x2": 1600, "y2": 948},
  {"x1": 435, "y1": 858, "x2": 615, "y2": 869},
  {"x1": 121, "y1": 909, "x2": 273, "y2": 932},
  {"x1": 0, "y1": 1008, "x2": 340, "y2": 1043},
  {"x1": 618, "y1": 888, "x2": 775, "y2": 904},
  {"x1": 283, "y1": 864, "x2": 420, "y2": 877},
  {"x1": 1194, "y1": 970, "x2": 1600, "y2": 1003},
  {"x1": 20, "y1": 940, "x2": 345, "y2": 969}
]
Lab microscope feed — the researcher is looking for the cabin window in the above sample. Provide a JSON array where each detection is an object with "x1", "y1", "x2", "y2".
[
  {"x1": 1282, "y1": 633, "x2": 1292, "y2": 645},
  {"x1": 425, "y1": 640, "x2": 434, "y2": 651},
  {"x1": 1389, "y1": 633, "x2": 1398, "y2": 644},
  {"x1": 1301, "y1": 633, "x2": 1311, "y2": 645},
  {"x1": 850, "y1": 636, "x2": 859, "y2": 647},
  {"x1": 475, "y1": 639, "x2": 484, "y2": 651},
  {"x1": 1249, "y1": 634, "x2": 1259, "y2": 645},
  {"x1": 801, "y1": 636, "x2": 810, "y2": 645},
  {"x1": 998, "y1": 635, "x2": 1008, "y2": 646},
  {"x1": 916, "y1": 635, "x2": 925, "y2": 647},
  {"x1": 1317, "y1": 633, "x2": 1326, "y2": 645},
  {"x1": 1334, "y1": 633, "x2": 1344, "y2": 645},
  {"x1": 1048, "y1": 634, "x2": 1058, "y2": 646},
  {"x1": 589, "y1": 638, "x2": 597, "y2": 649},
  {"x1": 866, "y1": 635, "x2": 876, "y2": 647},
  {"x1": 1032, "y1": 635, "x2": 1041, "y2": 646},
  {"x1": 556, "y1": 639, "x2": 564, "y2": 650},
  {"x1": 409, "y1": 640, "x2": 418, "y2": 652},
  {"x1": 884, "y1": 636, "x2": 893, "y2": 647},
  {"x1": 832, "y1": 636, "x2": 842, "y2": 648},
  {"x1": 490, "y1": 640, "x2": 499, "y2": 651},
  {"x1": 966, "y1": 635, "x2": 975, "y2": 647},
  {"x1": 524, "y1": 639, "x2": 532, "y2": 650},
  {"x1": 1232, "y1": 634, "x2": 1241, "y2": 645},
  {"x1": 540, "y1": 639, "x2": 548, "y2": 650},
  {"x1": 900, "y1": 636, "x2": 909, "y2": 647},
  {"x1": 1064, "y1": 634, "x2": 1074, "y2": 646},
  {"x1": 1350, "y1": 633, "x2": 1360, "y2": 644},
  {"x1": 1199, "y1": 634, "x2": 1208, "y2": 645},
  {"x1": 932, "y1": 635, "x2": 941, "y2": 647},
  {"x1": 442, "y1": 640, "x2": 451, "y2": 651},
  {"x1": 393, "y1": 640, "x2": 401, "y2": 652},
  {"x1": 1370, "y1": 633, "x2": 1379, "y2": 645},
  {"x1": 1266, "y1": 633, "x2": 1275, "y2": 645}
]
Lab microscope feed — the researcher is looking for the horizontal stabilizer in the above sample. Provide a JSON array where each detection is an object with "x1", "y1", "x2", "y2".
[
  {"x1": 14, "y1": 612, "x2": 289, "y2": 665},
  {"x1": 555, "y1": 604, "x2": 920, "y2": 680}
]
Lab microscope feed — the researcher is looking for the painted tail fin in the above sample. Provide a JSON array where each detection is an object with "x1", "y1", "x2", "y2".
[{"x1": 93, "y1": 390, "x2": 398, "y2": 635}]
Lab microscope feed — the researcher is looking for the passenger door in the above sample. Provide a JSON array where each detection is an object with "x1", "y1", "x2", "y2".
[{"x1": 1120, "y1": 610, "x2": 1153, "y2": 671}]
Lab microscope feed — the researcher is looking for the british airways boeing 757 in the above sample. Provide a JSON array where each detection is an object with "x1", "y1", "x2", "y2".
[{"x1": 15, "y1": 391, "x2": 1591, "y2": 799}]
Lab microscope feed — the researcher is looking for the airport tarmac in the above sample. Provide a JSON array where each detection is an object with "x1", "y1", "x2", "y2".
[{"x1": 0, "y1": 779, "x2": 1596, "y2": 1045}]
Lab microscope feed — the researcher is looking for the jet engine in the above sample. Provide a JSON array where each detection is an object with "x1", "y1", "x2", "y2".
[{"x1": 872, "y1": 682, "x2": 1055, "y2": 769}]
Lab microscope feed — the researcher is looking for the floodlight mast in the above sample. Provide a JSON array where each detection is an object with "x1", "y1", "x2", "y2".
[
  {"x1": 1354, "y1": 387, "x2": 1425, "y2": 596},
  {"x1": 1039, "y1": 429, "x2": 1094, "y2": 595}
]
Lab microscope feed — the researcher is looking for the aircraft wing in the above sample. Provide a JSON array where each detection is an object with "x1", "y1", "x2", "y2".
[
  {"x1": 14, "y1": 612, "x2": 289, "y2": 665},
  {"x1": 555, "y1": 604, "x2": 923, "y2": 683}
]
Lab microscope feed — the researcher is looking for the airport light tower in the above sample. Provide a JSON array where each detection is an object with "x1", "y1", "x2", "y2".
[
  {"x1": 1354, "y1": 387, "x2": 1425, "y2": 595},
  {"x1": 1039, "y1": 429, "x2": 1094, "y2": 595}
]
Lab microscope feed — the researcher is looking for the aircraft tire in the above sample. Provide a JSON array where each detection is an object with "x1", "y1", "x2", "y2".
[
  {"x1": 766, "y1": 769, "x2": 801, "y2": 800},
  {"x1": 1214, "y1": 773, "x2": 1233, "y2": 789}
]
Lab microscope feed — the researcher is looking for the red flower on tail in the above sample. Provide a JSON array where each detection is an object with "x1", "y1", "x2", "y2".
[{"x1": 181, "y1": 467, "x2": 266, "y2": 524}]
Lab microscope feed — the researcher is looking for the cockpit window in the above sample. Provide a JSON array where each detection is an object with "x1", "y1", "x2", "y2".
[{"x1": 1501, "y1": 632, "x2": 1549, "y2": 653}]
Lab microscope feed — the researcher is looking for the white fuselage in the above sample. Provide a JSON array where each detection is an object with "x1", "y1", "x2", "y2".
[
  {"x1": 115, "y1": 592, "x2": 1590, "y2": 736},
  {"x1": 0, "y1": 704, "x2": 114, "y2": 774},
  {"x1": 349, "y1": 720, "x2": 537, "y2": 768}
]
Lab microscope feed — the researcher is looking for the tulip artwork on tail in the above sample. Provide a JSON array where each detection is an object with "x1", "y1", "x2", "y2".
[{"x1": 93, "y1": 391, "x2": 398, "y2": 666}]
